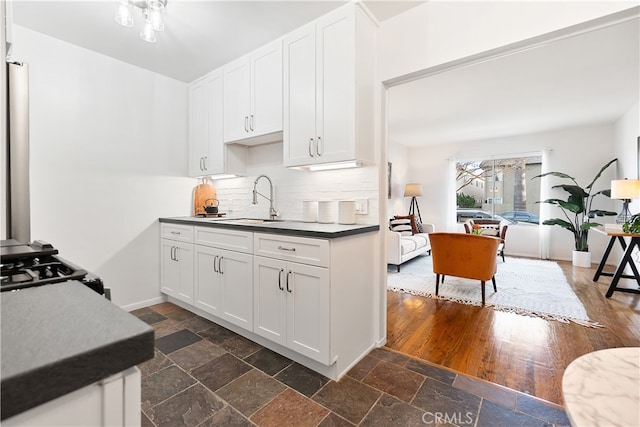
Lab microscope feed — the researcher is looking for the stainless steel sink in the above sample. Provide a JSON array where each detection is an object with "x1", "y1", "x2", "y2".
[
  {"x1": 203, "y1": 218, "x2": 285, "y2": 225},
  {"x1": 224, "y1": 219, "x2": 277, "y2": 224}
]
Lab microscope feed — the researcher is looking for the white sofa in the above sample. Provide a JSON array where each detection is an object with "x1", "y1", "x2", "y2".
[{"x1": 387, "y1": 223, "x2": 435, "y2": 272}]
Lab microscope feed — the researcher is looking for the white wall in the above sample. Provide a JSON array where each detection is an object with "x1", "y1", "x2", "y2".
[
  {"x1": 12, "y1": 26, "x2": 193, "y2": 309},
  {"x1": 379, "y1": 1, "x2": 638, "y2": 82},
  {"x1": 401, "y1": 123, "x2": 619, "y2": 261},
  {"x1": 614, "y1": 103, "x2": 640, "y2": 198},
  {"x1": 387, "y1": 142, "x2": 410, "y2": 217}
]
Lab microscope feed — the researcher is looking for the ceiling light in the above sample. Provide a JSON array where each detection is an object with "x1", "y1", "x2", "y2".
[
  {"x1": 115, "y1": 0, "x2": 167, "y2": 43},
  {"x1": 115, "y1": 1, "x2": 133, "y2": 27}
]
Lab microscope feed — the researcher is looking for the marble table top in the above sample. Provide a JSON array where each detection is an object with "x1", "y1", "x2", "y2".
[{"x1": 562, "y1": 347, "x2": 640, "y2": 427}]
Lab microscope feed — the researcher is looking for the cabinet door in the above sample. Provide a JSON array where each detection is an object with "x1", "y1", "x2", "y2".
[
  {"x1": 188, "y1": 80, "x2": 208, "y2": 177},
  {"x1": 283, "y1": 23, "x2": 317, "y2": 167},
  {"x1": 315, "y1": 10, "x2": 355, "y2": 164},
  {"x1": 161, "y1": 239, "x2": 179, "y2": 297},
  {"x1": 253, "y1": 256, "x2": 287, "y2": 346},
  {"x1": 287, "y1": 262, "x2": 330, "y2": 364},
  {"x1": 194, "y1": 244, "x2": 222, "y2": 316},
  {"x1": 223, "y1": 57, "x2": 251, "y2": 143},
  {"x1": 251, "y1": 41, "x2": 282, "y2": 137},
  {"x1": 220, "y1": 249, "x2": 254, "y2": 329},
  {"x1": 205, "y1": 70, "x2": 224, "y2": 174},
  {"x1": 174, "y1": 241, "x2": 194, "y2": 304}
]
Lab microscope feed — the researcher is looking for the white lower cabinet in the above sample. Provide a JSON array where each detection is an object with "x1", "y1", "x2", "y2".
[
  {"x1": 194, "y1": 227, "x2": 254, "y2": 329},
  {"x1": 161, "y1": 239, "x2": 194, "y2": 304},
  {"x1": 4, "y1": 368, "x2": 141, "y2": 427},
  {"x1": 160, "y1": 222, "x2": 376, "y2": 380},
  {"x1": 194, "y1": 244, "x2": 253, "y2": 329},
  {"x1": 161, "y1": 224, "x2": 195, "y2": 304},
  {"x1": 254, "y1": 256, "x2": 329, "y2": 364}
]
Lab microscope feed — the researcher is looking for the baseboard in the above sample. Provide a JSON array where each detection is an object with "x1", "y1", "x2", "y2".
[{"x1": 121, "y1": 296, "x2": 167, "y2": 312}]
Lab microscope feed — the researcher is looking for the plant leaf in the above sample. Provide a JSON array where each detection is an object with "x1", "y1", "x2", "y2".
[
  {"x1": 551, "y1": 184, "x2": 588, "y2": 197},
  {"x1": 594, "y1": 189, "x2": 611, "y2": 197},
  {"x1": 580, "y1": 222, "x2": 602, "y2": 230},
  {"x1": 556, "y1": 200, "x2": 582, "y2": 213},
  {"x1": 542, "y1": 218, "x2": 576, "y2": 232},
  {"x1": 535, "y1": 198, "x2": 565, "y2": 205},
  {"x1": 585, "y1": 158, "x2": 617, "y2": 190},
  {"x1": 531, "y1": 171, "x2": 575, "y2": 181}
]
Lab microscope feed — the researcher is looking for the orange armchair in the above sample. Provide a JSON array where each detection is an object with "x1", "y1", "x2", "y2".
[{"x1": 429, "y1": 232, "x2": 501, "y2": 305}]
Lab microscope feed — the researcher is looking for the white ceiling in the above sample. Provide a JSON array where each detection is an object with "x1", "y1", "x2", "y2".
[
  {"x1": 11, "y1": 0, "x2": 424, "y2": 83},
  {"x1": 388, "y1": 17, "x2": 640, "y2": 147},
  {"x1": 12, "y1": 1, "x2": 637, "y2": 148}
]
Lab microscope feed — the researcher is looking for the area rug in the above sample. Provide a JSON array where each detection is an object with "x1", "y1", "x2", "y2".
[{"x1": 387, "y1": 255, "x2": 602, "y2": 328}]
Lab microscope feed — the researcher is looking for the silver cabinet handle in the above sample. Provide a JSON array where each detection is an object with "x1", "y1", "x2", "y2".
[
  {"x1": 316, "y1": 136, "x2": 322, "y2": 156},
  {"x1": 249, "y1": 114, "x2": 254, "y2": 131},
  {"x1": 277, "y1": 246, "x2": 296, "y2": 252},
  {"x1": 308, "y1": 138, "x2": 314, "y2": 158},
  {"x1": 278, "y1": 268, "x2": 284, "y2": 291},
  {"x1": 203, "y1": 156, "x2": 208, "y2": 171},
  {"x1": 199, "y1": 157, "x2": 203, "y2": 171},
  {"x1": 174, "y1": 247, "x2": 179, "y2": 262},
  {"x1": 244, "y1": 116, "x2": 249, "y2": 132},
  {"x1": 286, "y1": 271, "x2": 292, "y2": 293},
  {"x1": 170, "y1": 231, "x2": 181, "y2": 235},
  {"x1": 213, "y1": 255, "x2": 219, "y2": 273},
  {"x1": 218, "y1": 256, "x2": 224, "y2": 274},
  {"x1": 170, "y1": 246, "x2": 175, "y2": 261}
]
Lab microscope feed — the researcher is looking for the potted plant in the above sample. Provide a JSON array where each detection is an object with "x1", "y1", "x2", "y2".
[{"x1": 532, "y1": 158, "x2": 618, "y2": 267}]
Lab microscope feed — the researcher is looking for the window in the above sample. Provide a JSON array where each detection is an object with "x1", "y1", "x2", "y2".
[{"x1": 456, "y1": 156, "x2": 542, "y2": 223}]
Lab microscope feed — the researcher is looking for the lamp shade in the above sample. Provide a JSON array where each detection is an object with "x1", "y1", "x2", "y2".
[
  {"x1": 404, "y1": 183, "x2": 423, "y2": 197},
  {"x1": 611, "y1": 179, "x2": 640, "y2": 199}
]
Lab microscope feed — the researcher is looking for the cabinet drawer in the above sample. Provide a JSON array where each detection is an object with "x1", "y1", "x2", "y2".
[
  {"x1": 161, "y1": 223, "x2": 194, "y2": 243},
  {"x1": 195, "y1": 227, "x2": 253, "y2": 253},
  {"x1": 254, "y1": 233, "x2": 329, "y2": 267}
]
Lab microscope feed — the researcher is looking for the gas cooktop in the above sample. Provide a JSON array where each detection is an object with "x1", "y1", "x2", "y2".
[{"x1": 1, "y1": 240, "x2": 89, "y2": 292}]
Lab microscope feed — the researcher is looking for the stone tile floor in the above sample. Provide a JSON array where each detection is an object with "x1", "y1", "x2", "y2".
[{"x1": 133, "y1": 302, "x2": 571, "y2": 427}]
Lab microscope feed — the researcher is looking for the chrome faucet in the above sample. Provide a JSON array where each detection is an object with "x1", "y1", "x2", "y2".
[{"x1": 252, "y1": 175, "x2": 279, "y2": 220}]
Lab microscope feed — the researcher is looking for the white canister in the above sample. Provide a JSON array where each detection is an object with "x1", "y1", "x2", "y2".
[
  {"x1": 338, "y1": 200, "x2": 356, "y2": 225},
  {"x1": 302, "y1": 200, "x2": 318, "y2": 222},
  {"x1": 318, "y1": 200, "x2": 334, "y2": 224}
]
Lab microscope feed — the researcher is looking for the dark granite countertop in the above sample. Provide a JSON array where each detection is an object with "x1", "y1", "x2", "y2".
[
  {"x1": 160, "y1": 216, "x2": 379, "y2": 239},
  {"x1": 1, "y1": 282, "x2": 154, "y2": 420}
]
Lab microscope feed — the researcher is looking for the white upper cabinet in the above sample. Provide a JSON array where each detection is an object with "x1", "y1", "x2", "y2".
[
  {"x1": 224, "y1": 40, "x2": 283, "y2": 145},
  {"x1": 188, "y1": 69, "x2": 247, "y2": 178},
  {"x1": 283, "y1": 4, "x2": 376, "y2": 168},
  {"x1": 188, "y1": 78, "x2": 208, "y2": 177}
]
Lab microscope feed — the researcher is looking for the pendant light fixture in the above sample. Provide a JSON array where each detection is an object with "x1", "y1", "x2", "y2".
[{"x1": 115, "y1": 0, "x2": 167, "y2": 43}]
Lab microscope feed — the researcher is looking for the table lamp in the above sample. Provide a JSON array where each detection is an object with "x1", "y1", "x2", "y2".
[
  {"x1": 610, "y1": 179, "x2": 640, "y2": 224},
  {"x1": 404, "y1": 183, "x2": 423, "y2": 222}
]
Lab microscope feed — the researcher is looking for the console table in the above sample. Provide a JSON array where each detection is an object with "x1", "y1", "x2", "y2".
[
  {"x1": 562, "y1": 347, "x2": 640, "y2": 427},
  {"x1": 592, "y1": 228, "x2": 640, "y2": 298}
]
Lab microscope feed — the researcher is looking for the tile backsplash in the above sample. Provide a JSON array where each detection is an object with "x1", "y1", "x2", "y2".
[{"x1": 209, "y1": 142, "x2": 378, "y2": 224}]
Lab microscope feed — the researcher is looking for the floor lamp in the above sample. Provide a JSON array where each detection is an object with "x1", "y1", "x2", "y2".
[
  {"x1": 611, "y1": 179, "x2": 640, "y2": 224},
  {"x1": 404, "y1": 183, "x2": 423, "y2": 223}
]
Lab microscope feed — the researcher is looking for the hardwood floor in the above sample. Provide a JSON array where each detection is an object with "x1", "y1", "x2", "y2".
[{"x1": 385, "y1": 258, "x2": 640, "y2": 405}]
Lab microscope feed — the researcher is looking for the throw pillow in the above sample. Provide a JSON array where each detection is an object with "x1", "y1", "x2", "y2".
[
  {"x1": 394, "y1": 214, "x2": 418, "y2": 234},
  {"x1": 390, "y1": 218, "x2": 413, "y2": 236},
  {"x1": 480, "y1": 228, "x2": 499, "y2": 237},
  {"x1": 415, "y1": 217, "x2": 424, "y2": 233}
]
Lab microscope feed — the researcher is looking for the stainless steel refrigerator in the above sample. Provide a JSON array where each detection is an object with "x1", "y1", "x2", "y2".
[{"x1": 3, "y1": 61, "x2": 31, "y2": 243}]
